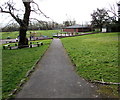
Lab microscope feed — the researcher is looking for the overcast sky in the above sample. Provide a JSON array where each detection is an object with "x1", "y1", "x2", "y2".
[{"x1": 0, "y1": 0, "x2": 119, "y2": 27}]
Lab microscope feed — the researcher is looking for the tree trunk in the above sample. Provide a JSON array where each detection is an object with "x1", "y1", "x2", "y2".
[
  {"x1": 100, "y1": 25, "x2": 103, "y2": 32},
  {"x1": 18, "y1": 26, "x2": 29, "y2": 48},
  {"x1": 18, "y1": 2, "x2": 31, "y2": 48}
]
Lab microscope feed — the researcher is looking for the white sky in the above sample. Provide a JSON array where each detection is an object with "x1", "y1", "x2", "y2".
[{"x1": 0, "y1": 0, "x2": 119, "y2": 27}]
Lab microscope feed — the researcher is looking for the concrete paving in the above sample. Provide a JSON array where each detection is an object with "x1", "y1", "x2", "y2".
[{"x1": 16, "y1": 38, "x2": 101, "y2": 98}]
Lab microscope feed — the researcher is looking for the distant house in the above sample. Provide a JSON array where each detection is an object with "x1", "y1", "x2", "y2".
[{"x1": 63, "y1": 25, "x2": 91, "y2": 32}]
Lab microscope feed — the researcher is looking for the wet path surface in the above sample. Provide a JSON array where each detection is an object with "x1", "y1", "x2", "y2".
[{"x1": 16, "y1": 38, "x2": 101, "y2": 98}]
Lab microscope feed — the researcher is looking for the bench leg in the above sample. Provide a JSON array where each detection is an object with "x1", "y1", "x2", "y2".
[
  {"x1": 37, "y1": 44, "x2": 40, "y2": 47},
  {"x1": 30, "y1": 44, "x2": 32, "y2": 48},
  {"x1": 9, "y1": 47, "x2": 11, "y2": 50},
  {"x1": 3, "y1": 46, "x2": 5, "y2": 49}
]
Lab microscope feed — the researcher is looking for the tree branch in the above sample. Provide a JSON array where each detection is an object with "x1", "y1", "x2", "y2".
[
  {"x1": 30, "y1": 18, "x2": 45, "y2": 24},
  {"x1": 0, "y1": 2, "x2": 23, "y2": 26},
  {"x1": 31, "y1": 1, "x2": 50, "y2": 18},
  {"x1": 107, "y1": 3, "x2": 118, "y2": 18},
  {"x1": 2, "y1": 19, "x2": 18, "y2": 29},
  {"x1": 0, "y1": 6, "x2": 10, "y2": 13}
]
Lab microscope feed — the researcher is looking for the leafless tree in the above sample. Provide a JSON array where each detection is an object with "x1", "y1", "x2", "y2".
[
  {"x1": 0, "y1": 0, "x2": 49, "y2": 48},
  {"x1": 107, "y1": 3, "x2": 118, "y2": 22},
  {"x1": 107, "y1": 2, "x2": 120, "y2": 32}
]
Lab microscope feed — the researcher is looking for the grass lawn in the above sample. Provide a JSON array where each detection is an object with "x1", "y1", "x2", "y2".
[
  {"x1": 61, "y1": 32, "x2": 119, "y2": 97},
  {"x1": 2, "y1": 39, "x2": 52, "y2": 99},
  {"x1": 61, "y1": 32, "x2": 118, "y2": 83},
  {"x1": 1, "y1": 30, "x2": 60, "y2": 39}
]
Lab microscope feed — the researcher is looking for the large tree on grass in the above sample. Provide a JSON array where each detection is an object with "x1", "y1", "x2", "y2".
[
  {"x1": 91, "y1": 8, "x2": 110, "y2": 31},
  {"x1": 0, "y1": 0, "x2": 49, "y2": 48}
]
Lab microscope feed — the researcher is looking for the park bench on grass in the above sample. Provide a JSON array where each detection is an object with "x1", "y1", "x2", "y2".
[
  {"x1": 3, "y1": 43, "x2": 18, "y2": 50},
  {"x1": 29, "y1": 42, "x2": 43, "y2": 48},
  {"x1": 3, "y1": 42, "x2": 43, "y2": 50},
  {"x1": 3, "y1": 44, "x2": 12, "y2": 50}
]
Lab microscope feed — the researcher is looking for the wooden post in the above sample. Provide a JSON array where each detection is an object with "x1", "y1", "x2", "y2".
[
  {"x1": 36, "y1": 42, "x2": 39, "y2": 47},
  {"x1": 72, "y1": 32, "x2": 73, "y2": 36},
  {"x1": 30, "y1": 44, "x2": 32, "y2": 48},
  {"x1": 9, "y1": 47, "x2": 11, "y2": 50},
  {"x1": 37, "y1": 44, "x2": 40, "y2": 47},
  {"x1": 30, "y1": 42, "x2": 32, "y2": 48},
  {"x1": 41, "y1": 42, "x2": 43, "y2": 46},
  {"x1": 3, "y1": 46, "x2": 5, "y2": 49},
  {"x1": 15, "y1": 44, "x2": 18, "y2": 46},
  {"x1": 8, "y1": 45, "x2": 11, "y2": 50}
]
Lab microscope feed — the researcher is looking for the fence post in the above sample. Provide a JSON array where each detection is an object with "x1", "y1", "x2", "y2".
[{"x1": 30, "y1": 42, "x2": 32, "y2": 48}]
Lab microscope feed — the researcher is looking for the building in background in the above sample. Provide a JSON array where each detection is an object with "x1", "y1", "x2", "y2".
[{"x1": 63, "y1": 25, "x2": 91, "y2": 33}]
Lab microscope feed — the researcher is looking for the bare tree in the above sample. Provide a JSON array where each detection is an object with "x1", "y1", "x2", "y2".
[
  {"x1": 0, "y1": 0, "x2": 49, "y2": 48},
  {"x1": 107, "y1": 2, "x2": 120, "y2": 32},
  {"x1": 107, "y1": 3, "x2": 118, "y2": 22}
]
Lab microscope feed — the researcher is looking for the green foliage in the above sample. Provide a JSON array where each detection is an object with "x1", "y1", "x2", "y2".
[
  {"x1": 61, "y1": 32, "x2": 118, "y2": 83},
  {"x1": 91, "y1": 8, "x2": 111, "y2": 30},
  {"x1": 2, "y1": 39, "x2": 51, "y2": 99},
  {"x1": 0, "y1": 31, "x2": 18, "y2": 40}
]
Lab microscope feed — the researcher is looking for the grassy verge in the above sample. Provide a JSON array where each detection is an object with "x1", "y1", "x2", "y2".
[
  {"x1": 61, "y1": 32, "x2": 119, "y2": 97},
  {"x1": 2, "y1": 39, "x2": 52, "y2": 99},
  {"x1": 1, "y1": 30, "x2": 60, "y2": 39}
]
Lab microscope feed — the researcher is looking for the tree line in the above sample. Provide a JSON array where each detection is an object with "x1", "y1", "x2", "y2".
[
  {"x1": 1, "y1": 21, "x2": 63, "y2": 32},
  {"x1": 91, "y1": 7, "x2": 120, "y2": 32},
  {"x1": 1, "y1": 20, "x2": 76, "y2": 32}
]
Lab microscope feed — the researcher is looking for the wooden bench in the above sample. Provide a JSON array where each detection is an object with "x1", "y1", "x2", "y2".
[
  {"x1": 3, "y1": 42, "x2": 43, "y2": 50},
  {"x1": 3, "y1": 44, "x2": 11, "y2": 50},
  {"x1": 29, "y1": 42, "x2": 43, "y2": 48},
  {"x1": 3, "y1": 43, "x2": 18, "y2": 50}
]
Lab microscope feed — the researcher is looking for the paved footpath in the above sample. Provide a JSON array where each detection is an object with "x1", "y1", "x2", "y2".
[{"x1": 16, "y1": 38, "x2": 101, "y2": 98}]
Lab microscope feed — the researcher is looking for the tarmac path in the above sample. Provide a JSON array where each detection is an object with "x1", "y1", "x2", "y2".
[{"x1": 16, "y1": 38, "x2": 101, "y2": 98}]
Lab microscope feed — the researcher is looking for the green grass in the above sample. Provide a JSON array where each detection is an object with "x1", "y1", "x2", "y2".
[
  {"x1": 1, "y1": 30, "x2": 60, "y2": 39},
  {"x1": 61, "y1": 32, "x2": 119, "y2": 97},
  {"x1": 2, "y1": 39, "x2": 52, "y2": 99},
  {"x1": 0, "y1": 31, "x2": 18, "y2": 39},
  {"x1": 61, "y1": 32, "x2": 119, "y2": 83}
]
